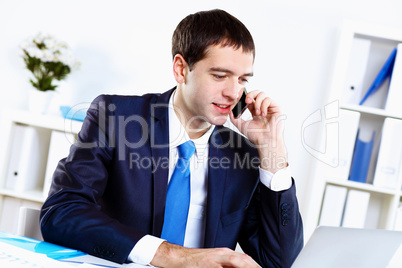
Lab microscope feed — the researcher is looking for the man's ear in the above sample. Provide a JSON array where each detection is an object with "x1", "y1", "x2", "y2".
[{"x1": 173, "y1": 54, "x2": 188, "y2": 84}]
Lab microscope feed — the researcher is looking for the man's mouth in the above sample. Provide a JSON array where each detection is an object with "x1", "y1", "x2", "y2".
[
  {"x1": 215, "y1": 104, "x2": 229, "y2": 108},
  {"x1": 213, "y1": 103, "x2": 232, "y2": 113}
]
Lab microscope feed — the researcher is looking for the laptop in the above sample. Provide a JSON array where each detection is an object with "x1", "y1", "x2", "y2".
[{"x1": 291, "y1": 226, "x2": 402, "y2": 268}]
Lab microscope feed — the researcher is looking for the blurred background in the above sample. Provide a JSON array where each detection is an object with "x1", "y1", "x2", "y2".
[{"x1": 1, "y1": 0, "x2": 402, "y2": 223}]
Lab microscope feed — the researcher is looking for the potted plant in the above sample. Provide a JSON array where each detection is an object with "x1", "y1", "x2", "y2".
[{"x1": 21, "y1": 33, "x2": 80, "y2": 113}]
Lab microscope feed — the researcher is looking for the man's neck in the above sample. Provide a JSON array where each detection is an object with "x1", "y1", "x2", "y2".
[
  {"x1": 173, "y1": 106, "x2": 211, "y2": 140},
  {"x1": 172, "y1": 89, "x2": 211, "y2": 140}
]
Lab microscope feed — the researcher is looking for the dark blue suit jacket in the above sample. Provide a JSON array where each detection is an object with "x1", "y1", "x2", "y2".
[{"x1": 40, "y1": 88, "x2": 303, "y2": 267}]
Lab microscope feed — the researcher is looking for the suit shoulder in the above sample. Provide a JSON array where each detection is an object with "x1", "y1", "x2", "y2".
[
  {"x1": 91, "y1": 93, "x2": 158, "y2": 106},
  {"x1": 88, "y1": 93, "x2": 162, "y2": 115}
]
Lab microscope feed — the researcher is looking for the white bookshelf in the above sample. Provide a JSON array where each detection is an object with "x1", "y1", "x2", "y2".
[
  {"x1": 304, "y1": 20, "x2": 402, "y2": 240},
  {"x1": 0, "y1": 109, "x2": 82, "y2": 234},
  {"x1": 341, "y1": 104, "x2": 402, "y2": 120}
]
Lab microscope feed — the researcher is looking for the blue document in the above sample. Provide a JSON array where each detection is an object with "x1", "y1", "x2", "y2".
[{"x1": 0, "y1": 231, "x2": 86, "y2": 260}]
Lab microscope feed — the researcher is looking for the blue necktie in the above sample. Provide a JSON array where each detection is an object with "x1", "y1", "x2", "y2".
[{"x1": 161, "y1": 140, "x2": 195, "y2": 245}]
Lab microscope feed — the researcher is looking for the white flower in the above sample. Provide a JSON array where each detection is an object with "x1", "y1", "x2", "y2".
[
  {"x1": 53, "y1": 54, "x2": 60, "y2": 62},
  {"x1": 44, "y1": 38, "x2": 57, "y2": 52},
  {"x1": 20, "y1": 41, "x2": 32, "y2": 50},
  {"x1": 26, "y1": 47, "x2": 43, "y2": 59},
  {"x1": 41, "y1": 49, "x2": 54, "y2": 62},
  {"x1": 57, "y1": 41, "x2": 68, "y2": 50},
  {"x1": 33, "y1": 32, "x2": 46, "y2": 44},
  {"x1": 21, "y1": 32, "x2": 80, "y2": 91}
]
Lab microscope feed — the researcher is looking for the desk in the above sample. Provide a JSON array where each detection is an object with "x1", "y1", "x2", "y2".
[{"x1": 0, "y1": 231, "x2": 148, "y2": 267}]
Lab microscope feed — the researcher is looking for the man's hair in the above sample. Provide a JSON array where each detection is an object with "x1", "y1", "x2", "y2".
[{"x1": 172, "y1": 9, "x2": 255, "y2": 70}]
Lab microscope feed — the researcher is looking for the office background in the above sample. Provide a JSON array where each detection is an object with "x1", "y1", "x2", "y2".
[{"x1": 1, "y1": 0, "x2": 402, "y2": 222}]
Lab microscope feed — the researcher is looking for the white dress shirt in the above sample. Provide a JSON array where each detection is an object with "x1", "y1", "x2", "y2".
[{"x1": 128, "y1": 92, "x2": 292, "y2": 265}]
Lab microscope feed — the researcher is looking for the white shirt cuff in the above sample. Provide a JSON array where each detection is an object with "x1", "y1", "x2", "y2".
[
  {"x1": 259, "y1": 165, "x2": 292, "y2": 191},
  {"x1": 128, "y1": 235, "x2": 165, "y2": 265}
]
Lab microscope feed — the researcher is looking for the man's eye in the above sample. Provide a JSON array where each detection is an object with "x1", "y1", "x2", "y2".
[
  {"x1": 213, "y1": 74, "x2": 226, "y2": 79},
  {"x1": 240, "y1": 78, "x2": 249, "y2": 84}
]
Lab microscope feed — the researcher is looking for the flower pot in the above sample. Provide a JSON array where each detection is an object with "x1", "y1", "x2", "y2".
[{"x1": 29, "y1": 89, "x2": 54, "y2": 114}]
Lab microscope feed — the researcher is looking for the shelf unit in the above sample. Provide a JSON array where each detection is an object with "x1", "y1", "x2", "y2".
[
  {"x1": 304, "y1": 20, "x2": 402, "y2": 240},
  {"x1": 0, "y1": 109, "x2": 82, "y2": 234}
]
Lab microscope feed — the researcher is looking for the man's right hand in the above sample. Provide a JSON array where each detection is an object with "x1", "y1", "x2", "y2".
[{"x1": 150, "y1": 241, "x2": 261, "y2": 268}]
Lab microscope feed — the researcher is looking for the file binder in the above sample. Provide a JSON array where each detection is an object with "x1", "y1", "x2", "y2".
[
  {"x1": 385, "y1": 43, "x2": 402, "y2": 115},
  {"x1": 373, "y1": 118, "x2": 402, "y2": 189},
  {"x1": 59, "y1": 105, "x2": 87, "y2": 122},
  {"x1": 5, "y1": 125, "x2": 50, "y2": 192},
  {"x1": 349, "y1": 130, "x2": 375, "y2": 183},
  {"x1": 319, "y1": 185, "x2": 347, "y2": 227},
  {"x1": 322, "y1": 109, "x2": 360, "y2": 180},
  {"x1": 395, "y1": 203, "x2": 402, "y2": 231},
  {"x1": 341, "y1": 190, "x2": 370, "y2": 228},
  {"x1": 333, "y1": 110, "x2": 360, "y2": 180},
  {"x1": 359, "y1": 47, "x2": 397, "y2": 105},
  {"x1": 343, "y1": 38, "x2": 371, "y2": 105},
  {"x1": 43, "y1": 130, "x2": 74, "y2": 197}
]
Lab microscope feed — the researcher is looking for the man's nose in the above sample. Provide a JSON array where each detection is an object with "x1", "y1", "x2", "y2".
[{"x1": 223, "y1": 80, "x2": 242, "y2": 100}]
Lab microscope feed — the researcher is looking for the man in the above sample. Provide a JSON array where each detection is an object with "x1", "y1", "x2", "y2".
[{"x1": 40, "y1": 9, "x2": 303, "y2": 268}]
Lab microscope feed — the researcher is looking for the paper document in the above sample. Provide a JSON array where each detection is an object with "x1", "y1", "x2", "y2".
[
  {"x1": 0, "y1": 231, "x2": 151, "y2": 267},
  {"x1": 0, "y1": 241, "x2": 75, "y2": 267}
]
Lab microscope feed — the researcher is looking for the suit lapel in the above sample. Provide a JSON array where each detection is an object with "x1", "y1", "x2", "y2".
[
  {"x1": 150, "y1": 89, "x2": 174, "y2": 236},
  {"x1": 204, "y1": 126, "x2": 228, "y2": 247}
]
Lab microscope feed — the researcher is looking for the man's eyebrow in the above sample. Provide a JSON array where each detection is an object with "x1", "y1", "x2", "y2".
[{"x1": 209, "y1": 67, "x2": 254, "y2": 77}]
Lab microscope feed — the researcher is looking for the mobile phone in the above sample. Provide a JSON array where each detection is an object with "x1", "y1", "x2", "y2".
[{"x1": 232, "y1": 88, "x2": 249, "y2": 119}]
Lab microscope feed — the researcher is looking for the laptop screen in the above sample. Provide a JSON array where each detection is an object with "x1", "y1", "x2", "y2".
[{"x1": 292, "y1": 226, "x2": 402, "y2": 268}]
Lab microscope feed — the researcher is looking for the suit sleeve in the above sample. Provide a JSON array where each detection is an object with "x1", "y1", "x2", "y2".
[
  {"x1": 40, "y1": 96, "x2": 144, "y2": 264},
  {"x1": 238, "y1": 180, "x2": 304, "y2": 268}
]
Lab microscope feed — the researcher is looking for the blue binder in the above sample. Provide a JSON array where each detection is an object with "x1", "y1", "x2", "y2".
[
  {"x1": 359, "y1": 47, "x2": 397, "y2": 105},
  {"x1": 349, "y1": 130, "x2": 375, "y2": 183},
  {"x1": 60, "y1": 105, "x2": 87, "y2": 122}
]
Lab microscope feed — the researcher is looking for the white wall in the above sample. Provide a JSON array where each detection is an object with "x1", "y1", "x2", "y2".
[{"x1": 1, "y1": 0, "x2": 402, "y2": 224}]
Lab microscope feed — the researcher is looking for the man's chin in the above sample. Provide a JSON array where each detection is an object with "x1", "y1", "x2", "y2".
[{"x1": 210, "y1": 115, "x2": 229, "y2": 126}]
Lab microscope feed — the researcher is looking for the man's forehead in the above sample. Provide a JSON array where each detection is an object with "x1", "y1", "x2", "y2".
[
  {"x1": 197, "y1": 44, "x2": 254, "y2": 73},
  {"x1": 204, "y1": 43, "x2": 254, "y2": 58}
]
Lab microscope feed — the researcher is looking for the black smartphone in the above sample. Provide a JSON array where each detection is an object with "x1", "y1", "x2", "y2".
[{"x1": 232, "y1": 88, "x2": 249, "y2": 119}]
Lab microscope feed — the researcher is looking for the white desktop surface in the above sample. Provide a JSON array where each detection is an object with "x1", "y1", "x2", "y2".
[
  {"x1": 65, "y1": 253, "x2": 150, "y2": 267},
  {"x1": 2, "y1": 229, "x2": 401, "y2": 267}
]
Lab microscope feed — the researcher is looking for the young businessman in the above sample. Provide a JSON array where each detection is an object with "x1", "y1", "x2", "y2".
[{"x1": 40, "y1": 9, "x2": 303, "y2": 268}]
